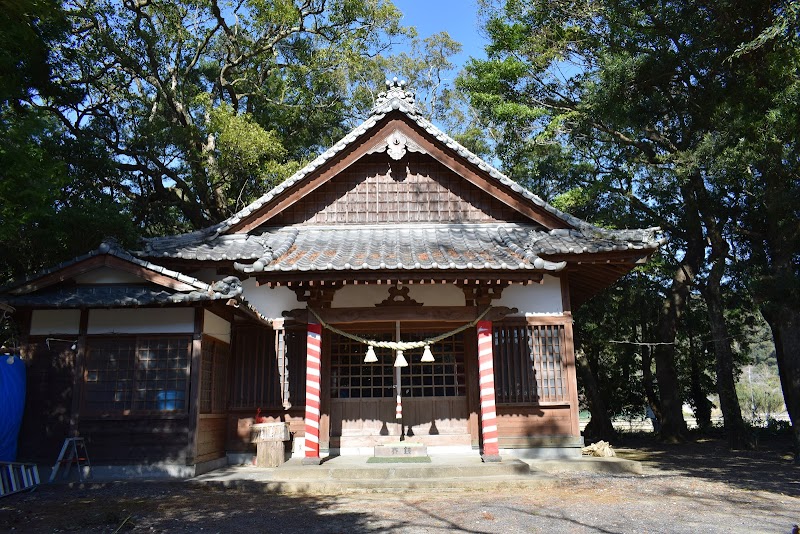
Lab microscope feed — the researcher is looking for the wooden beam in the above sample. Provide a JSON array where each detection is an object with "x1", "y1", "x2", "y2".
[
  {"x1": 286, "y1": 305, "x2": 518, "y2": 325},
  {"x1": 187, "y1": 307, "x2": 204, "y2": 466}
]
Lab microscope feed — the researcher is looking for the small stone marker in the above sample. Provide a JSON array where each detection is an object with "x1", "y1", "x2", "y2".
[{"x1": 374, "y1": 442, "x2": 428, "y2": 458}]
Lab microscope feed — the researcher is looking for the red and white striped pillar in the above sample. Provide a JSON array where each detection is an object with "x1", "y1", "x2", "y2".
[
  {"x1": 477, "y1": 320, "x2": 501, "y2": 462},
  {"x1": 302, "y1": 322, "x2": 323, "y2": 464}
]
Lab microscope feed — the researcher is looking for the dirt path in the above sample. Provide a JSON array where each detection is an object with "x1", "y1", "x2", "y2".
[{"x1": 2, "y1": 437, "x2": 798, "y2": 533}]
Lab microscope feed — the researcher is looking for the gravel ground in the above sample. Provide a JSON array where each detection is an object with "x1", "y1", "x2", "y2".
[{"x1": 2, "y1": 436, "x2": 798, "y2": 533}]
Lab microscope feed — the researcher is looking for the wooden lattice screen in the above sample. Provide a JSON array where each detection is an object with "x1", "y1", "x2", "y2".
[
  {"x1": 200, "y1": 336, "x2": 229, "y2": 414},
  {"x1": 83, "y1": 336, "x2": 191, "y2": 414},
  {"x1": 493, "y1": 323, "x2": 567, "y2": 404},
  {"x1": 229, "y1": 326, "x2": 306, "y2": 410}
]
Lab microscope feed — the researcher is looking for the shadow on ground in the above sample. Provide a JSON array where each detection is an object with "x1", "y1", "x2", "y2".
[{"x1": 615, "y1": 433, "x2": 799, "y2": 496}]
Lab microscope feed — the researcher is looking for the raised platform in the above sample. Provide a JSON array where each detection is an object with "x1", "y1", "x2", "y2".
[{"x1": 190, "y1": 453, "x2": 649, "y2": 493}]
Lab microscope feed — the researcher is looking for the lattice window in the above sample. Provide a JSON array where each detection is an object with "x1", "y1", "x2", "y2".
[
  {"x1": 201, "y1": 336, "x2": 229, "y2": 414},
  {"x1": 493, "y1": 324, "x2": 538, "y2": 404},
  {"x1": 400, "y1": 333, "x2": 465, "y2": 398},
  {"x1": 530, "y1": 325, "x2": 566, "y2": 402},
  {"x1": 493, "y1": 323, "x2": 567, "y2": 404},
  {"x1": 229, "y1": 326, "x2": 306, "y2": 410},
  {"x1": 330, "y1": 333, "x2": 395, "y2": 399},
  {"x1": 84, "y1": 336, "x2": 190, "y2": 414},
  {"x1": 330, "y1": 331, "x2": 466, "y2": 399}
]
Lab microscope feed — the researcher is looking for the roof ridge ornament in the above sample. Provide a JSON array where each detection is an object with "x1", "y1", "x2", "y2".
[
  {"x1": 366, "y1": 128, "x2": 427, "y2": 160},
  {"x1": 371, "y1": 77, "x2": 419, "y2": 115}
]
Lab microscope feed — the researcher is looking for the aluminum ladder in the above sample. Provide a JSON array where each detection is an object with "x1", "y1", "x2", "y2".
[
  {"x1": 0, "y1": 462, "x2": 40, "y2": 497},
  {"x1": 49, "y1": 437, "x2": 91, "y2": 482}
]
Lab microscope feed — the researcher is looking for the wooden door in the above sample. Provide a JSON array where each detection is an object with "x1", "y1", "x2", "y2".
[{"x1": 328, "y1": 330, "x2": 469, "y2": 449}]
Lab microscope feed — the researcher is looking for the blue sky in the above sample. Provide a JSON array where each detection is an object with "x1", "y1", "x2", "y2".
[{"x1": 389, "y1": 0, "x2": 489, "y2": 69}]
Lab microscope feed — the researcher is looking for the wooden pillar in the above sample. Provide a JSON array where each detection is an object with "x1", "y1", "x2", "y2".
[
  {"x1": 560, "y1": 273, "x2": 580, "y2": 438},
  {"x1": 477, "y1": 320, "x2": 501, "y2": 462},
  {"x1": 273, "y1": 318, "x2": 291, "y2": 410},
  {"x1": 187, "y1": 307, "x2": 204, "y2": 466},
  {"x1": 302, "y1": 322, "x2": 323, "y2": 464},
  {"x1": 69, "y1": 308, "x2": 89, "y2": 437}
]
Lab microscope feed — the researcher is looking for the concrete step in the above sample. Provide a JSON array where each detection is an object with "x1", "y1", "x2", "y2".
[
  {"x1": 192, "y1": 473, "x2": 556, "y2": 494},
  {"x1": 272, "y1": 458, "x2": 532, "y2": 481}
]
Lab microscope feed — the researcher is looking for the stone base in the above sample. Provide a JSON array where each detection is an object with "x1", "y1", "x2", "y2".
[
  {"x1": 301, "y1": 457, "x2": 322, "y2": 465},
  {"x1": 374, "y1": 443, "x2": 428, "y2": 458},
  {"x1": 481, "y1": 454, "x2": 502, "y2": 463}
]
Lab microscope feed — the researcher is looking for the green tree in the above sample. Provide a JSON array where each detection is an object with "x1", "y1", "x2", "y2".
[
  {"x1": 41, "y1": 0, "x2": 409, "y2": 232},
  {"x1": 458, "y1": 0, "x2": 796, "y2": 448},
  {"x1": 0, "y1": 0, "x2": 135, "y2": 283}
]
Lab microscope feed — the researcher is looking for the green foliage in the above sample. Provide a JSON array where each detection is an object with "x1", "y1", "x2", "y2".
[
  {"x1": 737, "y1": 364, "x2": 787, "y2": 420},
  {"x1": 461, "y1": 0, "x2": 799, "y2": 437},
  {"x1": 0, "y1": 107, "x2": 137, "y2": 282},
  {"x1": 0, "y1": 0, "x2": 67, "y2": 104},
  {"x1": 41, "y1": 0, "x2": 412, "y2": 230}
]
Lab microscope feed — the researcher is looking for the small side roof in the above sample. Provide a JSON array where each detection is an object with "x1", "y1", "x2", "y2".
[{"x1": 0, "y1": 241, "x2": 244, "y2": 309}]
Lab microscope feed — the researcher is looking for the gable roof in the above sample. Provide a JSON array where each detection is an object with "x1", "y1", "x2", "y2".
[
  {"x1": 0, "y1": 241, "x2": 245, "y2": 309},
  {"x1": 138, "y1": 79, "x2": 665, "y2": 276},
  {"x1": 144, "y1": 80, "x2": 606, "y2": 240}
]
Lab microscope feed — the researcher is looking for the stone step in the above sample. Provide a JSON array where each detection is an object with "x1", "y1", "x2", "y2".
[
  {"x1": 191, "y1": 472, "x2": 555, "y2": 494},
  {"x1": 273, "y1": 458, "x2": 531, "y2": 481}
]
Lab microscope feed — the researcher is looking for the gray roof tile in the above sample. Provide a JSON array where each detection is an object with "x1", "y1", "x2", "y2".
[{"x1": 141, "y1": 223, "x2": 662, "y2": 276}]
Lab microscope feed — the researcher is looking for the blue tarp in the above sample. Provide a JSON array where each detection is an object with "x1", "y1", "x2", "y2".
[{"x1": 0, "y1": 354, "x2": 26, "y2": 462}]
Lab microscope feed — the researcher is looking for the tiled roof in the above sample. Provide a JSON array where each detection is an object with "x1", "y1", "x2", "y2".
[
  {"x1": 139, "y1": 223, "x2": 665, "y2": 275},
  {"x1": 3, "y1": 278, "x2": 243, "y2": 308},
  {"x1": 0, "y1": 242, "x2": 246, "y2": 308},
  {"x1": 140, "y1": 79, "x2": 650, "y2": 250}
]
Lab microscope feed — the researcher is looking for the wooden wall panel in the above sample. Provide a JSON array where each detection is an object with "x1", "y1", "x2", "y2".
[
  {"x1": 78, "y1": 417, "x2": 191, "y2": 463},
  {"x1": 328, "y1": 397, "x2": 469, "y2": 449},
  {"x1": 270, "y1": 153, "x2": 530, "y2": 226},
  {"x1": 16, "y1": 339, "x2": 75, "y2": 462},
  {"x1": 495, "y1": 405, "x2": 575, "y2": 439},
  {"x1": 196, "y1": 415, "x2": 227, "y2": 463}
]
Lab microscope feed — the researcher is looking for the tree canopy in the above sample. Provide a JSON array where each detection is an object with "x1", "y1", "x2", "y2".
[{"x1": 460, "y1": 0, "x2": 799, "y2": 455}]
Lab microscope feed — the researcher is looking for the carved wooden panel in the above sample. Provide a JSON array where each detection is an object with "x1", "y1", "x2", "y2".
[{"x1": 269, "y1": 152, "x2": 530, "y2": 225}]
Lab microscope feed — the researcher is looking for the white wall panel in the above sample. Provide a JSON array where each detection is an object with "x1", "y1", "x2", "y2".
[
  {"x1": 332, "y1": 284, "x2": 465, "y2": 308},
  {"x1": 241, "y1": 279, "x2": 300, "y2": 320},
  {"x1": 30, "y1": 310, "x2": 81, "y2": 335},
  {"x1": 203, "y1": 310, "x2": 231, "y2": 343},
  {"x1": 495, "y1": 275, "x2": 563, "y2": 315},
  {"x1": 87, "y1": 308, "x2": 194, "y2": 334}
]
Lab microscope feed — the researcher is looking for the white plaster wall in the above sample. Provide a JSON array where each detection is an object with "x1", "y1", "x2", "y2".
[
  {"x1": 74, "y1": 267, "x2": 144, "y2": 284},
  {"x1": 331, "y1": 284, "x2": 465, "y2": 308},
  {"x1": 495, "y1": 275, "x2": 563, "y2": 315},
  {"x1": 30, "y1": 310, "x2": 81, "y2": 335},
  {"x1": 203, "y1": 310, "x2": 231, "y2": 343},
  {"x1": 241, "y1": 278, "x2": 301, "y2": 320},
  {"x1": 87, "y1": 308, "x2": 194, "y2": 334}
]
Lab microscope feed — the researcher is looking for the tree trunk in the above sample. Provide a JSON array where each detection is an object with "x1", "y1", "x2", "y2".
[
  {"x1": 652, "y1": 260, "x2": 694, "y2": 442},
  {"x1": 641, "y1": 325, "x2": 661, "y2": 428},
  {"x1": 755, "y1": 154, "x2": 800, "y2": 463},
  {"x1": 689, "y1": 168, "x2": 753, "y2": 449},
  {"x1": 689, "y1": 343, "x2": 713, "y2": 432},
  {"x1": 575, "y1": 348, "x2": 616, "y2": 442},
  {"x1": 762, "y1": 306, "x2": 800, "y2": 464},
  {"x1": 702, "y1": 262, "x2": 754, "y2": 449}
]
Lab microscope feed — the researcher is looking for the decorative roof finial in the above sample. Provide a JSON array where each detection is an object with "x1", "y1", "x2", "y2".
[{"x1": 372, "y1": 76, "x2": 417, "y2": 115}]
